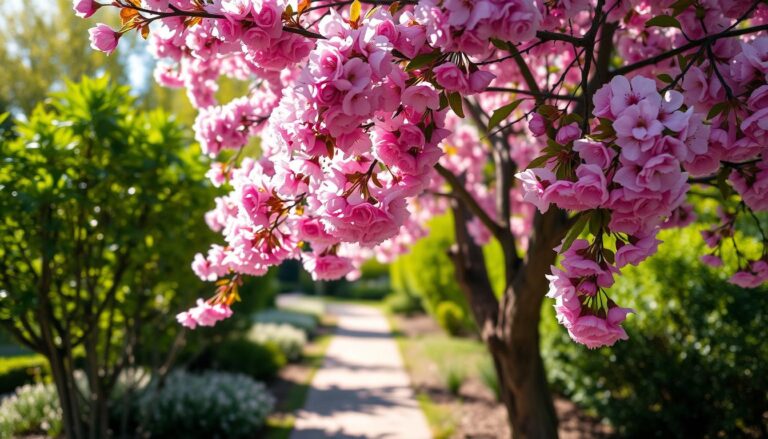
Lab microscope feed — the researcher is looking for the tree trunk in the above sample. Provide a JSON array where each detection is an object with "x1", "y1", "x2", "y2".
[
  {"x1": 449, "y1": 200, "x2": 567, "y2": 438},
  {"x1": 491, "y1": 292, "x2": 558, "y2": 439}
]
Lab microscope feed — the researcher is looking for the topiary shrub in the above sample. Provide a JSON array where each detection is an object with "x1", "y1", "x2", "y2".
[
  {"x1": 436, "y1": 301, "x2": 466, "y2": 336},
  {"x1": 205, "y1": 338, "x2": 286, "y2": 381},
  {"x1": 0, "y1": 382, "x2": 62, "y2": 438},
  {"x1": 248, "y1": 323, "x2": 307, "y2": 362},
  {"x1": 137, "y1": 371, "x2": 274, "y2": 439},
  {"x1": 541, "y1": 227, "x2": 768, "y2": 438},
  {"x1": 0, "y1": 355, "x2": 49, "y2": 395},
  {"x1": 253, "y1": 309, "x2": 319, "y2": 335}
]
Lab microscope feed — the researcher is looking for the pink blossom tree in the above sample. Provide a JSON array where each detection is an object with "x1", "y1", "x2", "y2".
[{"x1": 76, "y1": 0, "x2": 768, "y2": 436}]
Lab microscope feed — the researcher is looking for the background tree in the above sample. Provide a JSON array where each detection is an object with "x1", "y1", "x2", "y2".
[
  {"x1": 0, "y1": 0, "x2": 127, "y2": 115},
  {"x1": 74, "y1": 1, "x2": 768, "y2": 438},
  {"x1": 0, "y1": 76, "x2": 216, "y2": 439}
]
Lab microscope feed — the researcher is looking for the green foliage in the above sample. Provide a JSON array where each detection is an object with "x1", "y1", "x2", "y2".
[
  {"x1": 0, "y1": 0, "x2": 127, "y2": 115},
  {"x1": 0, "y1": 355, "x2": 49, "y2": 395},
  {"x1": 435, "y1": 301, "x2": 466, "y2": 336},
  {"x1": 202, "y1": 338, "x2": 287, "y2": 381},
  {"x1": 541, "y1": 227, "x2": 768, "y2": 438},
  {"x1": 254, "y1": 309, "x2": 319, "y2": 335},
  {"x1": 137, "y1": 371, "x2": 274, "y2": 439},
  {"x1": 441, "y1": 365, "x2": 466, "y2": 396},
  {"x1": 0, "y1": 75, "x2": 215, "y2": 358},
  {"x1": 385, "y1": 289, "x2": 425, "y2": 315},
  {"x1": 389, "y1": 214, "x2": 475, "y2": 332},
  {"x1": 0, "y1": 382, "x2": 62, "y2": 439},
  {"x1": 248, "y1": 323, "x2": 307, "y2": 362}
]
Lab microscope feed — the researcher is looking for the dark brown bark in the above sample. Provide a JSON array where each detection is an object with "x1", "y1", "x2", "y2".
[{"x1": 450, "y1": 199, "x2": 568, "y2": 439}]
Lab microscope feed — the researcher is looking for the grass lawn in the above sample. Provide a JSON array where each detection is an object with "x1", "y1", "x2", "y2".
[{"x1": 387, "y1": 313, "x2": 495, "y2": 439}]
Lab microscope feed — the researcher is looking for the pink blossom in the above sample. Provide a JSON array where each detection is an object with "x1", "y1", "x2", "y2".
[
  {"x1": 555, "y1": 123, "x2": 581, "y2": 145},
  {"x1": 302, "y1": 253, "x2": 354, "y2": 281},
  {"x1": 700, "y1": 254, "x2": 723, "y2": 267},
  {"x1": 177, "y1": 299, "x2": 233, "y2": 329},
  {"x1": 566, "y1": 307, "x2": 633, "y2": 349},
  {"x1": 88, "y1": 24, "x2": 121, "y2": 55},
  {"x1": 573, "y1": 164, "x2": 609, "y2": 209},
  {"x1": 515, "y1": 168, "x2": 555, "y2": 213},
  {"x1": 433, "y1": 62, "x2": 468, "y2": 92},
  {"x1": 73, "y1": 0, "x2": 99, "y2": 18},
  {"x1": 615, "y1": 234, "x2": 661, "y2": 267},
  {"x1": 528, "y1": 113, "x2": 547, "y2": 137}
]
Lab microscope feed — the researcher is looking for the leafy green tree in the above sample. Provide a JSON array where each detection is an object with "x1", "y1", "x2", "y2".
[
  {"x1": 0, "y1": 76, "x2": 216, "y2": 439},
  {"x1": 0, "y1": 0, "x2": 127, "y2": 115}
]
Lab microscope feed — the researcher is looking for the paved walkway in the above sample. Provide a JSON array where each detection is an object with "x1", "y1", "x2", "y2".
[{"x1": 290, "y1": 304, "x2": 432, "y2": 439}]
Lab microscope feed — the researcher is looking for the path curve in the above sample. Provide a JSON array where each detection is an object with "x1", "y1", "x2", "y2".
[{"x1": 290, "y1": 303, "x2": 432, "y2": 439}]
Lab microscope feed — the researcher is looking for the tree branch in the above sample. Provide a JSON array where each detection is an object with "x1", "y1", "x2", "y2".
[
  {"x1": 612, "y1": 23, "x2": 768, "y2": 77},
  {"x1": 434, "y1": 163, "x2": 504, "y2": 240}
]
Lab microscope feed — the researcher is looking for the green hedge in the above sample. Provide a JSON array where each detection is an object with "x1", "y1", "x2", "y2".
[
  {"x1": 0, "y1": 355, "x2": 48, "y2": 395},
  {"x1": 541, "y1": 227, "x2": 768, "y2": 438},
  {"x1": 389, "y1": 214, "x2": 476, "y2": 333},
  {"x1": 189, "y1": 338, "x2": 286, "y2": 382}
]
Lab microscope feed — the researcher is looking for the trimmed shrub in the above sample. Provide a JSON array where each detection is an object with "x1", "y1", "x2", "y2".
[
  {"x1": 436, "y1": 301, "x2": 466, "y2": 336},
  {"x1": 248, "y1": 323, "x2": 307, "y2": 361},
  {"x1": 254, "y1": 309, "x2": 319, "y2": 335},
  {"x1": 207, "y1": 338, "x2": 286, "y2": 381},
  {"x1": 541, "y1": 227, "x2": 768, "y2": 438},
  {"x1": 137, "y1": 371, "x2": 274, "y2": 439},
  {"x1": 0, "y1": 355, "x2": 48, "y2": 395},
  {"x1": 0, "y1": 382, "x2": 62, "y2": 438}
]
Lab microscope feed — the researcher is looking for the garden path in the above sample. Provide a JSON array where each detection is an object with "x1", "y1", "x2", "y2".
[{"x1": 290, "y1": 303, "x2": 432, "y2": 439}]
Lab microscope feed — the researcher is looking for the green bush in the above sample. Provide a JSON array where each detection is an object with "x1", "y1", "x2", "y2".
[
  {"x1": 541, "y1": 227, "x2": 768, "y2": 438},
  {"x1": 389, "y1": 214, "x2": 475, "y2": 332},
  {"x1": 385, "y1": 289, "x2": 425, "y2": 315},
  {"x1": 435, "y1": 301, "x2": 466, "y2": 336},
  {"x1": 137, "y1": 371, "x2": 274, "y2": 439},
  {"x1": 248, "y1": 323, "x2": 307, "y2": 361},
  {"x1": 0, "y1": 355, "x2": 48, "y2": 395},
  {"x1": 254, "y1": 309, "x2": 319, "y2": 335},
  {"x1": 0, "y1": 382, "x2": 62, "y2": 438},
  {"x1": 204, "y1": 338, "x2": 286, "y2": 381}
]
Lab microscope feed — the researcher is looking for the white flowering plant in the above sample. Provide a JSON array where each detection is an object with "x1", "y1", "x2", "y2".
[
  {"x1": 248, "y1": 322, "x2": 307, "y2": 361},
  {"x1": 137, "y1": 370, "x2": 274, "y2": 439},
  {"x1": 0, "y1": 383, "x2": 62, "y2": 439}
]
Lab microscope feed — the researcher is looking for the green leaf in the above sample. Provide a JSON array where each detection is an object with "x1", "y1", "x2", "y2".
[
  {"x1": 447, "y1": 92, "x2": 464, "y2": 118},
  {"x1": 670, "y1": 0, "x2": 695, "y2": 16},
  {"x1": 707, "y1": 102, "x2": 729, "y2": 120},
  {"x1": 525, "y1": 154, "x2": 552, "y2": 169},
  {"x1": 646, "y1": 15, "x2": 681, "y2": 29},
  {"x1": 657, "y1": 73, "x2": 674, "y2": 83},
  {"x1": 406, "y1": 50, "x2": 440, "y2": 71},
  {"x1": 0, "y1": 112, "x2": 8, "y2": 125},
  {"x1": 561, "y1": 213, "x2": 590, "y2": 253},
  {"x1": 537, "y1": 104, "x2": 559, "y2": 119},
  {"x1": 490, "y1": 38, "x2": 508, "y2": 50},
  {"x1": 488, "y1": 99, "x2": 523, "y2": 130}
]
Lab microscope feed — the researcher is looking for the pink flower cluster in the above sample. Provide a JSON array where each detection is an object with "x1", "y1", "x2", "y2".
[
  {"x1": 433, "y1": 62, "x2": 495, "y2": 95},
  {"x1": 176, "y1": 299, "x2": 233, "y2": 329},
  {"x1": 416, "y1": 0, "x2": 542, "y2": 55},
  {"x1": 546, "y1": 240, "x2": 633, "y2": 349}
]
